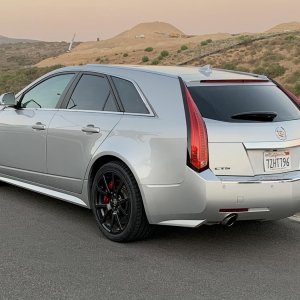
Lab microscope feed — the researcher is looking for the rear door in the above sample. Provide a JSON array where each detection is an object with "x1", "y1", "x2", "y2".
[
  {"x1": 187, "y1": 83, "x2": 300, "y2": 177},
  {"x1": 46, "y1": 72, "x2": 122, "y2": 193}
]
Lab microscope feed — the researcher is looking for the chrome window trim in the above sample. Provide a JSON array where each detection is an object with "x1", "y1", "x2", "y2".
[
  {"x1": 18, "y1": 108, "x2": 59, "y2": 112},
  {"x1": 56, "y1": 108, "x2": 155, "y2": 117}
]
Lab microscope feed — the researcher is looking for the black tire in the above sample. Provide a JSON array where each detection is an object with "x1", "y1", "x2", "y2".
[{"x1": 91, "y1": 161, "x2": 152, "y2": 242}]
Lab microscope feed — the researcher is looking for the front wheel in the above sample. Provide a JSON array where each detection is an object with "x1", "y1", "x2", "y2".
[{"x1": 91, "y1": 161, "x2": 152, "y2": 242}]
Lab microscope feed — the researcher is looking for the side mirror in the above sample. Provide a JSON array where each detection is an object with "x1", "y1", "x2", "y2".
[{"x1": 0, "y1": 92, "x2": 16, "y2": 106}]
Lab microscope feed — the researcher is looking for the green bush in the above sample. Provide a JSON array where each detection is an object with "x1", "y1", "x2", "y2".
[
  {"x1": 142, "y1": 56, "x2": 149, "y2": 63},
  {"x1": 181, "y1": 45, "x2": 188, "y2": 51},
  {"x1": 262, "y1": 51, "x2": 285, "y2": 62},
  {"x1": 253, "y1": 64, "x2": 286, "y2": 78},
  {"x1": 144, "y1": 47, "x2": 153, "y2": 52},
  {"x1": 201, "y1": 39, "x2": 213, "y2": 46},
  {"x1": 151, "y1": 59, "x2": 159, "y2": 65},
  {"x1": 236, "y1": 66, "x2": 250, "y2": 73},
  {"x1": 0, "y1": 65, "x2": 64, "y2": 94},
  {"x1": 285, "y1": 35, "x2": 296, "y2": 42},
  {"x1": 238, "y1": 35, "x2": 253, "y2": 44},
  {"x1": 218, "y1": 61, "x2": 238, "y2": 70},
  {"x1": 286, "y1": 70, "x2": 300, "y2": 84},
  {"x1": 95, "y1": 57, "x2": 101, "y2": 62},
  {"x1": 177, "y1": 49, "x2": 182, "y2": 53},
  {"x1": 157, "y1": 55, "x2": 163, "y2": 61},
  {"x1": 293, "y1": 83, "x2": 300, "y2": 95},
  {"x1": 253, "y1": 66, "x2": 266, "y2": 75},
  {"x1": 123, "y1": 53, "x2": 128, "y2": 57},
  {"x1": 160, "y1": 50, "x2": 169, "y2": 57}
]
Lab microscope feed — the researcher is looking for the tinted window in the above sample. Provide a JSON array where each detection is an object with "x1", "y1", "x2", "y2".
[
  {"x1": 21, "y1": 74, "x2": 74, "y2": 108},
  {"x1": 112, "y1": 77, "x2": 149, "y2": 114},
  {"x1": 67, "y1": 75, "x2": 118, "y2": 112},
  {"x1": 188, "y1": 85, "x2": 300, "y2": 122}
]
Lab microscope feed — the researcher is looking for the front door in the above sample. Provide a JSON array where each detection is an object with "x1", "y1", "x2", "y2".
[{"x1": 0, "y1": 73, "x2": 75, "y2": 185}]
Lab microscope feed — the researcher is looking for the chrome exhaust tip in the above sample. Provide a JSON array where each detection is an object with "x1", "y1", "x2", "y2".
[{"x1": 221, "y1": 213, "x2": 238, "y2": 227}]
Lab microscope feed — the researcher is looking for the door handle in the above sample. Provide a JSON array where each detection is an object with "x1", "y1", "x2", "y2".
[
  {"x1": 32, "y1": 122, "x2": 46, "y2": 131},
  {"x1": 81, "y1": 124, "x2": 100, "y2": 134}
]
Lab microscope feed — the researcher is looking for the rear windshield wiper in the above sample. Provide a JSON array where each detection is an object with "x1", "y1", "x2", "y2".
[{"x1": 231, "y1": 111, "x2": 277, "y2": 122}]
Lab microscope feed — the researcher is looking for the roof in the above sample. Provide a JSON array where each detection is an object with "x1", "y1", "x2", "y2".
[{"x1": 56, "y1": 64, "x2": 269, "y2": 82}]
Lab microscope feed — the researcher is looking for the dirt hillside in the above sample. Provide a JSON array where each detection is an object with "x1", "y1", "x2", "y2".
[
  {"x1": 36, "y1": 22, "x2": 232, "y2": 67},
  {"x1": 266, "y1": 22, "x2": 300, "y2": 33}
]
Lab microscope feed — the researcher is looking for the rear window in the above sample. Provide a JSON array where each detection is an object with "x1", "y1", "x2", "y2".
[{"x1": 188, "y1": 85, "x2": 300, "y2": 122}]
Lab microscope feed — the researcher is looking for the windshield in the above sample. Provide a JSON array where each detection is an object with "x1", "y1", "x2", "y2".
[{"x1": 188, "y1": 85, "x2": 300, "y2": 123}]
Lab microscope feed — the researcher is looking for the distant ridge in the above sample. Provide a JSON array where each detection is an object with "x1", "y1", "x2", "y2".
[
  {"x1": 114, "y1": 21, "x2": 185, "y2": 39},
  {"x1": 0, "y1": 35, "x2": 39, "y2": 44},
  {"x1": 265, "y1": 21, "x2": 300, "y2": 33}
]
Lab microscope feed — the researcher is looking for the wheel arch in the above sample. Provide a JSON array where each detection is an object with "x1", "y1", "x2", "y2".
[{"x1": 86, "y1": 153, "x2": 152, "y2": 223}]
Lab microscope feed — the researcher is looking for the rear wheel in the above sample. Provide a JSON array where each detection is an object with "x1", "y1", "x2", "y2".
[{"x1": 91, "y1": 161, "x2": 152, "y2": 242}]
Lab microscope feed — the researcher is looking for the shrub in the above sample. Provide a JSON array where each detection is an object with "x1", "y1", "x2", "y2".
[
  {"x1": 293, "y1": 83, "x2": 300, "y2": 96},
  {"x1": 218, "y1": 61, "x2": 238, "y2": 70},
  {"x1": 160, "y1": 50, "x2": 169, "y2": 57},
  {"x1": 151, "y1": 59, "x2": 159, "y2": 65},
  {"x1": 201, "y1": 39, "x2": 213, "y2": 46},
  {"x1": 142, "y1": 56, "x2": 149, "y2": 63},
  {"x1": 181, "y1": 45, "x2": 188, "y2": 51},
  {"x1": 236, "y1": 66, "x2": 250, "y2": 73},
  {"x1": 238, "y1": 35, "x2": 253, "y2": 44},
  {"x1": 262, "y1": 51, "x2": 285, "y2": 62},
  {"x1": 123, "y1": 53, "x2": 128, "y2": 57},
  {"x1": 253, "y1": 67, "x2": 266, "y2": 75},
  {"x1": 157, "y1": 55, "x2": 163, "y2": 61},
  {"x1": 144, "y1": 47, "x2": 153, "y2": 52},
  {"x1": 0, "y1": 65, "x2": 64, "y2": 95},
  {"x1": 95, "y1": 57, "x2": 101, "y2": 62},
  {"x1": 286, "y1": 70, "x2": 300, "y2": 84},
  {"x1": 285, "y1": 35, "x2": 296, "y2": 42},
  {"x1": 265, "y1": 64, "x2": 286, "y2": 77},
  {"x1": 177, "y1": 49, "x2": 182, "y2": 53},
  {"x1": 253, "y1": 64, "x2": 286, "y2": 78}
]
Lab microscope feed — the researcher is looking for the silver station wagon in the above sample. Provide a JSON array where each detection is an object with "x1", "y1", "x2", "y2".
[{"x1": 0, "y1": 65, "x2": 300, "y2": 242}]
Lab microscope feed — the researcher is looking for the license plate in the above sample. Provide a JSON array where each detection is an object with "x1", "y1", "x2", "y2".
[{"x1": 264, "y1": 151, "x2": 291, "y2": 172}]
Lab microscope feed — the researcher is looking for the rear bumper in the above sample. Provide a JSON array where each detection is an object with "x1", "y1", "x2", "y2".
[{"x1": 142, "y1": 168, "x2": 300, "y2": 226}]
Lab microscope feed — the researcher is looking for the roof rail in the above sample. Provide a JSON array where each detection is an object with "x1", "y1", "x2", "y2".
[{"x1": 214, "y1": 68, "x2": 269, "y2": 80}]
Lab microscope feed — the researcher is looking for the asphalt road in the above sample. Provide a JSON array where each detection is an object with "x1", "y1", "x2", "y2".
[{"x1": 0, "y1": 184, "x2": 299, "y2": 300}]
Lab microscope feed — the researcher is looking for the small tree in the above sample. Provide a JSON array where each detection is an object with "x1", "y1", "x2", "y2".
[{"x1": 142, "y1": 56, "x2": 149, "y2": 63}]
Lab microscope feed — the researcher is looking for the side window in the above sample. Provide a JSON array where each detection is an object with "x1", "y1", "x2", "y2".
[
  {"x1": 21, "y1": 74, "x2": 74, "y2": 109},
  {"x1": 112, "y1": 77, "x2": 149, "y2": 114},
  {"x1": 67, "y1": 74, "x2": 118, "y2": 112}
]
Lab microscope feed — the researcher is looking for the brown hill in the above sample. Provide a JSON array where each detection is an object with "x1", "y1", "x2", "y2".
[
  {"x1": 266, "y1": 22, "x2": 300, "y2": 33},
  {"x1": 115, "y1": 21, "x2": 184, "y2": 39},
  {"x1": 36, "y1": 21, "x2": 231, "y2": 67}
]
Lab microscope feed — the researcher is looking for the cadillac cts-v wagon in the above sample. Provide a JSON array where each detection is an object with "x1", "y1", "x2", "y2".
[{"x1": 0, "y1": 65, "x2": 300, "y2": 242}]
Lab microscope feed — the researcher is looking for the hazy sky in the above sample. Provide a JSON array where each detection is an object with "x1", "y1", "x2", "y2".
[{"x1": 1, "y1": 0, "x2": 299, "y2": 41}]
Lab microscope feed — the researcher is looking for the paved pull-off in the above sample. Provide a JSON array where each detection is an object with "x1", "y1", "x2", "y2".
[{"x1": 0, "y1": 184, "x2": 299, "y2": 300}]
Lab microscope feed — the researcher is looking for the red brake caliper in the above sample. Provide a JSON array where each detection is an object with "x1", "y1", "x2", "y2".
[{"x1": 102, "y1": 181, "x2": 114, "y2": 204}]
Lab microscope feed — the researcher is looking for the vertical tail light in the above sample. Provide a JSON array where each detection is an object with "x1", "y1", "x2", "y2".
[
  {"x1": 271, "y1": 79, "x2": 300, "y2": 108},
  {"x1": 179, "y1": 78, "x2": 209, "y2": 172}
]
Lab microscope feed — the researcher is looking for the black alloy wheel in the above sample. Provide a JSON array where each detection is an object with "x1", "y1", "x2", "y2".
[{"x1": 91, "y1": 161, "x2": 152, "y2": 242}]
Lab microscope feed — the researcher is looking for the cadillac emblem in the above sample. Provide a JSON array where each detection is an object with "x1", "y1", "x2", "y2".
[{"x1": 275, "y1": 127, "x2": 287, "y2": 141}]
